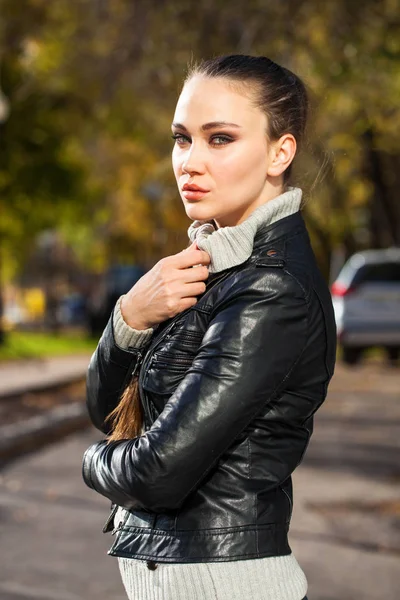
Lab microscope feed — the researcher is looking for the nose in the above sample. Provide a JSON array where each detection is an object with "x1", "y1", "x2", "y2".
[{"x1": 181, "y1": 142, "x2": 206, "y2": 175}]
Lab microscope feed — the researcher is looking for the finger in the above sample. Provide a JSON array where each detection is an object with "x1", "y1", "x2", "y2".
[
  {"x1": 179, "y1": 265, "x2": 209, "y2": 283},
  {"x1": 180, "y1": 281, "x2": 207, "y2": 298},
  {"x1": 177, "y1": 296, "x2": 198, "y2": 312},
  {"x1": 174, "y1": 248, "x2": 211, "y2": 268},
  {"x1": 182, "y1": 240, "x2": 198, "y2": 252}
]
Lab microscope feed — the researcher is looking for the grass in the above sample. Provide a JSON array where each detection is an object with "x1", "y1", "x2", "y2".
[
  {"x1": 1, "y1": 330, "x2": 391, "y2": 365},
  {"x1": 0, "y1": 329, "x2": 98, "y2": 361}
]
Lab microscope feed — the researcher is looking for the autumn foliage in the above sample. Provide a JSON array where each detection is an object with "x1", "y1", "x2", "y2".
[{"x1": 0, "y1": 0, "x2": 399, "y2": 284}]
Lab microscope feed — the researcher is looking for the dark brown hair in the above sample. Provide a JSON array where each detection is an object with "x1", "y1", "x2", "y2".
[
  {"x1": 106, "y1": 374, "x2": 143, "y2": 442},
  {"x1": 185, "y1": 54, "x2": 309, "y2": 184}
]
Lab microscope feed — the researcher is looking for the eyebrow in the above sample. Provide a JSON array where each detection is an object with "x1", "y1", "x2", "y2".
[{"x1": 171, "y1": 121, "x2": 242, "y2": 132}]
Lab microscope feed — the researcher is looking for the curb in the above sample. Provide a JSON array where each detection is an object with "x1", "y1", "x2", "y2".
[
  {"x1": 0, "y1": 372, "x2": 89, "y2": 401},
  {"x1": 0, "y1": 402, "x2": 90, "y2": 465}
]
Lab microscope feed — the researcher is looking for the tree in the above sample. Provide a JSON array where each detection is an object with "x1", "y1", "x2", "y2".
[{"x1": 1, "y1": 0, "x2": 399, "y2": 331}]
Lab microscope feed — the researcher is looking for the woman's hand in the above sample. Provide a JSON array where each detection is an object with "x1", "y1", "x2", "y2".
[{"x1": 120, "y1": 242, "x2": 211, "y2": 330}]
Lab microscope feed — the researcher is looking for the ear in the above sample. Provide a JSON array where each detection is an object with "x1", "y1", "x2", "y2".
[{"x1": 267, "y1": 134, "x2": 297, "y2": 177}]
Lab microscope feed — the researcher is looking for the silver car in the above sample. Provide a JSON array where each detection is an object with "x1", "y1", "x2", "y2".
[{"x1": 331, "y1": 248, "x2": 400, "y2": 364}]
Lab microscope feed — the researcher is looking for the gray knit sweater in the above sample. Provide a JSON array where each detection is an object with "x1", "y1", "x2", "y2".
[
  {"x1": 112, "y1": 187, "x2": 307, "y2": 600},
  {"x1": 113, "y1": 187, "x2": 302, "y2": 346}
]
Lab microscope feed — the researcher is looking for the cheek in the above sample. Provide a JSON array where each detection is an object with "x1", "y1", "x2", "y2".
[
  {"x1": 213, "y1": 142, "x2": 267, "y2": 185},
  {"x1": 171, "y1": 148, "x2": 181, "y2": 179}
]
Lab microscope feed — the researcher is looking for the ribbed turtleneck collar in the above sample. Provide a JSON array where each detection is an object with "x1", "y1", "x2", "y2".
[{"x1": 187, "y1": 187, "x2": 302, "y2": 273}]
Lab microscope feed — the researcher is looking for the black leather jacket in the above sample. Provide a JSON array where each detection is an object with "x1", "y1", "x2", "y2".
[{"x1": 82, "y1": 211, "x2": 336, "y2": 563}]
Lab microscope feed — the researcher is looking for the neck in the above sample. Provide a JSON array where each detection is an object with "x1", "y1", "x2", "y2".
[
  {"x1": 214, "y1": 182, "x2": 285, "y2": 228},
  {"x1": 187, "y1": 186, "x2": 302, "y2": 273}
]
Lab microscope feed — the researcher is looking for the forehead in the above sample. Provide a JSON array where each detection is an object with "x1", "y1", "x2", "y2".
[{"x1": 173, "y1": 75, "x2": 266, "y2": 129}]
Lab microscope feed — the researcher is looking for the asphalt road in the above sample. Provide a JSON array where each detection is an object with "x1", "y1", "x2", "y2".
[{"x1": 0, "y1": 359, "x2": 399, "y2": 600}]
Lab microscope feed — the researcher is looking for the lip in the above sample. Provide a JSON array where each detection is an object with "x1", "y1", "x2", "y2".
[
  {"x1": 182, "y1": 183, "x2": 209, "y2": 192},
  {"x1": 182, "y1": 189, "x2": 209, "y2": 201}
]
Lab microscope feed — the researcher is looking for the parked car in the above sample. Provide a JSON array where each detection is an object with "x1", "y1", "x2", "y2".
[
  {"x1": 86, "y1": 264, "x2": 146, "y2": 337},
  {"x1": 331, "y1": 248, "x2": 400, "y2": 364}
]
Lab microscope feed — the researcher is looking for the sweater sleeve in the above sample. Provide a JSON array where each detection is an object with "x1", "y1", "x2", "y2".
[
  {"x1": 113, "y1": 295, "x2": 154, "y2": 349},
  {"x1": 85, "y1": 297, "x2": 154, "y2": 433}
]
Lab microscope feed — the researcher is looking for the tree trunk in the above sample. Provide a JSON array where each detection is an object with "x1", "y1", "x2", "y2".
[{"x1": 363, "y1": 128, "x2": 400, "y2": 248}]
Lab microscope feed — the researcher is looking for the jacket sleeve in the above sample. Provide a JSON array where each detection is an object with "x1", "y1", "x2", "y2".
[
  {"x1": 86, "y1": 301, "x2": 153, "y2": 434},
  {"x1": 82, "y1": 271, "x2": 309, "y2": 511}
]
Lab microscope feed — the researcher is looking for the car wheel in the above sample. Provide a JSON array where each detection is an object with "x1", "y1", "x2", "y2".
[
  {"x1": 342, "y1": 346, "x2": 363, "y2": 365},
  {"x1": 386, "y1": 346, "x2": 399, "y2": 365}
]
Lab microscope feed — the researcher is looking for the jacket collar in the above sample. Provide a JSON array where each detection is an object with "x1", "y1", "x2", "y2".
[
  {"x1": 187, "y1": 188, "x2": 302, "y2": 273},
  {"x1": 253, "y1": 210, "x2": 306, "y2": 254},
  {"x1": 205, "y1": 211, "x2": 306, "y2": 283}
]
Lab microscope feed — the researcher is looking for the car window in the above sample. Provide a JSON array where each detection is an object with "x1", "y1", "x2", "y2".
[{"x1": 352, "y1": 262, "x2": 400, "y2": 285}]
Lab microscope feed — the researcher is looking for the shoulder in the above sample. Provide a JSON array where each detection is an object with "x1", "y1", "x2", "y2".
[
  {"x1": 209, "y1": 260, "x2": 308, "y2": 319},
  {"x1": 206, "y1": 221, "x2": 318, "y2": 315}
]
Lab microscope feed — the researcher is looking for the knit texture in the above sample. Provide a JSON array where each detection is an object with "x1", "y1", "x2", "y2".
[
  {"x1": 113, "y1": 188, "x2": 302, "y2": 350},
  {"x1": 113, "y1": 295, "x2": 154, "y2": 350},
  {"x1": 118, "y1": 554, "x2": 308, "y2": 600},
  {"x1": 187, "y1": 187, "x2": 302, "y2": 273}
]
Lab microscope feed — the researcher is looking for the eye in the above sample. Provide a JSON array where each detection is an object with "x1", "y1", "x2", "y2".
[
  {"x1": 171, "y1": 133, "x2": 190, "y2": 145},
  {"x1": 210, "y1": 134, "x2": 232, "y2": 146},
  {"x1": 171, "y1": 133, "x2": 234, "y2": 147}
]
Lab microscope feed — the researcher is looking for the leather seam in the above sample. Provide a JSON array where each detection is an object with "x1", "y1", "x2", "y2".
[
  {"x1": 253, "y1": 219, "x2": 304, "y2": 249},
  {"x1": 247, "y1": 437, "x2": 252, "y2": 479},
  {"x1": 118, "y1": 523, "x2": 283, "y2": 535},
  {"x1": 110, "y1": 549, "x2": 290, "y2": 561},
  {"x1": 282, "y1": 268, "x2": 310, "y2": 305}
]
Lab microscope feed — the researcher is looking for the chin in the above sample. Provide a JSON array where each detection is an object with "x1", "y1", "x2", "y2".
[{"x1": 184, "y1": 203, "x2": 216, "y2": 223}]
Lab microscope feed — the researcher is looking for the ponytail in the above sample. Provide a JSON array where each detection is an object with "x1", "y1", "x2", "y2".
[{"x1": 105, "y1": 375, "x2": 143, "y2": 442}]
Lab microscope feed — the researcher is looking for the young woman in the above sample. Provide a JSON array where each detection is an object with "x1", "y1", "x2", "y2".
[{"x1": 82, "y1": 54, "x2": 336, "y2": 600}]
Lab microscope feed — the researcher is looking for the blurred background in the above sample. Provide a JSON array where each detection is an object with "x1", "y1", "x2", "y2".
[{"x1": 0, "y1": 1, "x2": 399, "y2": 599}]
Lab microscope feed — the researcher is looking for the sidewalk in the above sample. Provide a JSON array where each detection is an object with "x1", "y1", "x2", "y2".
[
  {"x1": 0, "y1": 360, "x2": 398, "y2": 599},
  {"x1": 0, "y1": 354, "x2": 93, "y2": 398},
  {"x1": 0, "y1": 427, "x2": 126, "y2": 600},
  {"x1": 0, "y1": 354, "x2": 94, "y2": 461}
]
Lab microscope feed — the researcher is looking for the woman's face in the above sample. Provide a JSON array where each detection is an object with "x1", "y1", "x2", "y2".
[{"x1": 171, "y1": 75, "x2": 280, "y2": 227}]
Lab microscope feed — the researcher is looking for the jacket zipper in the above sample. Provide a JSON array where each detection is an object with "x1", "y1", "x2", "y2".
[
  {"x1": 102, "y1": 503, "x2": 119, "y2": 533},
  {"x1": 153, "y1": 351, "x2": 194, "y2": 367},
  {"x1": 138, "y1": 268, "x2": 235, "y2": 427},
  {"x1": 111, "y1": 520, "x2": 123, "y2": 536},
  {"x1": 107, "y1": 270, "x2": 235, "y2": 546},
  {"x1": 117, "y1": 348, "x2": 146, "y2": 413},
  {"x1": 177, "y1": 330, "x2": 203, "y2": 339},
  {"x1": 138, "y1": 313, "x2": 190, "y2": 427},
  {"x1": 102, "y1": 350, "x2": 146, "y2": 533},
  {"x1": 131, "y1": 350, "x2": 143, "y2": 377}
]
